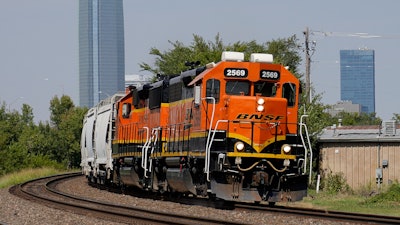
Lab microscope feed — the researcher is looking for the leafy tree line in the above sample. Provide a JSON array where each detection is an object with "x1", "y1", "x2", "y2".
[
  {"x1": 0, "y1": 34, "x2": 393, "y2": 177},
  {"x1": 139, "y1": 34, "x2": 388, "y2": 180},
  {"x1": 0, "y1": 95, "x2": 87, "y2": 176}
]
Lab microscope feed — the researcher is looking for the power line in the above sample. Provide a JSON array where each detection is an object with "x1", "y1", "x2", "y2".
[{"x1": 311, "y1": 30, "x2": 400, "y2": 39}]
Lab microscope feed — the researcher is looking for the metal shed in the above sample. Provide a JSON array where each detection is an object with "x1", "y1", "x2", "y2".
[{"x1": 318, "y1": 122, "x2": 400, "y2": 190}]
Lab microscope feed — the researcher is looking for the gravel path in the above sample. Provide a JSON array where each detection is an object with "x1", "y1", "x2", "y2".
[{"x1": 0, "y1": 176, "x2": 358, "y2": 225}]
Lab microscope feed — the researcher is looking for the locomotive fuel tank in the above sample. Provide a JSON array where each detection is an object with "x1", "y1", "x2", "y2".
[
  {"x1": 119, "y1": 157, "x2": 142, "y2": 188},
  {"x1": 166, "y1": 168, "x2": 196, "y2": 194},
  {"x1": 164, "y1": 157, "x2": 197, "y2": 194}
]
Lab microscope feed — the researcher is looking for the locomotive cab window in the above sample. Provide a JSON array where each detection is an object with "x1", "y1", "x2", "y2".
[
  {"x1": 282, "y1": 83, "x2": 296, "y2": 107},
  {"x1": 122, "y1": 103, "x2": 131, "y2": 118},
  {"x1": 254, "y1": 81, "x2": 276, "y2": 97},
  {"x1": 206, "y1": 79, "x2": 220, "y2": 103},
  {"x1": 226, "y1": 81, "x2": 250, "y2": 96}
]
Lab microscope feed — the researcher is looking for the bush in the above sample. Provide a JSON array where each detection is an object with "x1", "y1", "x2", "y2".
[
  {"x1": 324, "y1": 172, "x2": 351, "y2": 194},
  {"x1": 355, "y1": 181, "x2": 376, "y2": 197},
  {"x1": 363, "y1": 182, "x2": 400, "y2": 206}
]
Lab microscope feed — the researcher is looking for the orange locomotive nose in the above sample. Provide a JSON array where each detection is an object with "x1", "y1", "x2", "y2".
[{"x1": 223, "y1": 95, "x2": 287, "y2": 153}]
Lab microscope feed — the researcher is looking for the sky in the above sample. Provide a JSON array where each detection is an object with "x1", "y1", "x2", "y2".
[{"x1": 1, "y1": 0, "x2": 399, "y2": 123}]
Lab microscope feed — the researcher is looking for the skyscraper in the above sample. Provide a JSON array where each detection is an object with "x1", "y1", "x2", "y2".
[
  {"x1": 340, "y1": 49, "x2": 375, "y2": 113},
  {"x1": 79, "y1": 0, "x2": 125, "y2": 107}
]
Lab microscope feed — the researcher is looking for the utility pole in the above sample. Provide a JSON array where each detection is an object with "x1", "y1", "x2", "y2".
[{"x1": 304, "y1": 27, "x2": 311, "y2": 104}]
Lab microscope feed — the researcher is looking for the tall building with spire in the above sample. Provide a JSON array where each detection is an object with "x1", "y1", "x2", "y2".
[
  {"x1": 79, "y1": 0, "x2": 125, "y2": 107},
  {"x1": 340, "y1": 49, "x2": 375, "y2": 114}
]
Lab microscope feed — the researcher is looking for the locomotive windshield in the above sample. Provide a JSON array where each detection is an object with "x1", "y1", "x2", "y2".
[
  {"x1": 254, "y1": 82, "x2": 276, "y2": 97},
  {"x1": 225, "y1": 81, "x2": 250, "y2": 95},
  {"x1": 225, "y1": 80, "x2": 276, "y2": 97}
]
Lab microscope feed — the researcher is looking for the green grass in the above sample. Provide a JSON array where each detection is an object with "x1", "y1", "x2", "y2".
[
  {"x1": 299, "y1": 188, "x2": 400, "y2": 216},
  {"x1": 0, "y1": 167, "x2": 75, "y2": 189},
  {"x1": 289, "y1": 172, "x2": 400, "y2": 216}
]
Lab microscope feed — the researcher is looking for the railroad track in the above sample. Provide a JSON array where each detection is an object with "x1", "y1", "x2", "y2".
[
  {"x1": 235, "y1": 202, "x2": 400, "y2": 224},
  {"x1": 9, "y1": 173, "x2": 244, "y2": 225},
  {"x1": 9, "y1": 173, "x2": 400, "y2": 224}
]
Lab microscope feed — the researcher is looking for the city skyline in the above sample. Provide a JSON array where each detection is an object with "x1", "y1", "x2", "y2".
[{"x1": 0, "y1": 1, "x2": 399, "y2": 122}]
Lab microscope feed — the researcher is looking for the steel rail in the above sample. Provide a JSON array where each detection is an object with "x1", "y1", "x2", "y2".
[
  {"x1": 10, "y1": 173, "x2": 246, "y2": 225},
  {"x1": 235, "y1": 203, "x2": 400, "y2": 224}
]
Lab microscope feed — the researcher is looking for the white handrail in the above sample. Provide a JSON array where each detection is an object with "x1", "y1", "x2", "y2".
[
  {"x1": 148, "y1": 127, "x2": 160, "y2": 176},
  {"x1": 300, "y1": 115, "x2": 313, "y2": 184},
  {"x1": 142, "y1": 128, "x2": 159, "y2": 178},
  {"x1": 141, "y1": 127, "x2": 149, "y2": 169},
  {"x1": 203, "y1": 97, "x2": 215, "y2": 181}
]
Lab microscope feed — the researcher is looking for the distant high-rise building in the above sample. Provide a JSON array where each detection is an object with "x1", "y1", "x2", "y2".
[
  {"x1": 79, "y1": 0, "x2": 125, "y2": 107},
  {"x1": 340, "y1": 49, "x2": 375, "y2": 113}
]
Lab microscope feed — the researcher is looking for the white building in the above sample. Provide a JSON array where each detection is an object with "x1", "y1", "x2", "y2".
[
  {"x1": 327, "y1": 100, "x2": 361, "y2": 117},
  {"x1": 125, "y1": 74, "x2": 151, "y2": 88}
]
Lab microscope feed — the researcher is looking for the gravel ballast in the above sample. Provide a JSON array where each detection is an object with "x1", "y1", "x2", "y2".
[{"x1": 0, "y1": 176, "x2": 357, "y2": 225}]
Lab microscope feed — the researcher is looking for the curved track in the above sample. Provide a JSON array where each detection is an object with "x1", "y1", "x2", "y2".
[
  {"x1": 9, "y1": 173, "x2": 245, "y2": 225},
  {"x1": 235, "y1": 202, "x2": 400, "y2": 224},
  {"x1": 9, "y1": 173, "x2": 400, "y2": 224}
]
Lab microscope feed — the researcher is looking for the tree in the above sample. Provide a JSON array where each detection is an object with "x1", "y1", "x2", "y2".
[
  {"x1": 56, "y1": 107, "x2": 87, "y2": 167},
  {"x1": 140, "y1": 34, "x2": 224, "y2": 75},
  {"x1": 0, "y1": 94, "x2": 87, "y2": 175},
  {"x1": 265, "y1": 35, "x2": 302, "y2": 75},
  {"x1": 0, "y1": 102, "x2": 52, "y2": 174},
  {"x1": 21, "y1": 104, "x2": 34, "y2": 126},
  {"x1": 299, "y1": 92, "x2": 333, "y2": 138},
  {"x1": 140, "y1": 34, "x2": 302, "y2": 78},
  {"x1": 48, "y1": 95, "x2": 87, "y2": 167},
  {"x1": 6, "y1": 125, "x2": 59, "y2": 173},
  {"x1": 392, "y1": 113, "x2": 400, "y2": 123},
  {"x1": 328, "y1": 111, "x2": 381, "y2": 126},
  {"x1": 49, "y1": 95, "x2": 75, "y2": 128}
]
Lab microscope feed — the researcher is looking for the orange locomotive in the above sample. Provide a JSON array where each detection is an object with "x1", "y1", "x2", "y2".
[{"x1": 89, "y1": 51, "x2": 312, "y2": 205}]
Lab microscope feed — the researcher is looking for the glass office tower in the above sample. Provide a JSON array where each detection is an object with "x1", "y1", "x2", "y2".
[
  {"x1": 340, "y1": 49, "x2": 375, "y2": 113},
  {"x1": 79, "y1": 0, "x2": 125, "y2": 107}
]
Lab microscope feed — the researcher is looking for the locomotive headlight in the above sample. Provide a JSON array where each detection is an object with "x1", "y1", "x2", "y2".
[
  {"x1": 282, "y1": 144, "x2": 291, "y2": 154},
  {"x1": 256, "y1": 98, "x2": 265, "y2": 112},
  {"x1": 235, "y1": 141, "x2": 245, "y2": 152}
]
